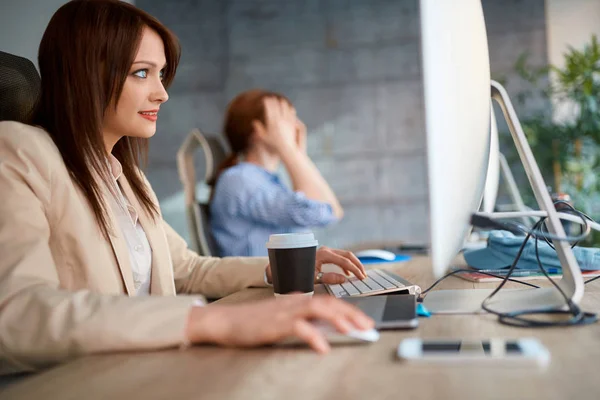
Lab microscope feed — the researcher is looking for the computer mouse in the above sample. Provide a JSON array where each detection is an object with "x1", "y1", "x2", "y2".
[
  {"x1": 355, "y1": 249, "x2": 396, "y2": 261},
  {"x1": 312, "y1": 320, "x2": 380, "y2": 344},
  {"x1": 277, "y1": 320, "x2": 380, "y2": 346}
]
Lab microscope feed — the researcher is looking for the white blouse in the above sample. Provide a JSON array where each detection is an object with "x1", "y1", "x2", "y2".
[
  {"x1": 105, "y1": 156, "x2": 251, "y2": 301},
  {"x1": 107, "y1": 155, "x2": 152, "y2": 295}
]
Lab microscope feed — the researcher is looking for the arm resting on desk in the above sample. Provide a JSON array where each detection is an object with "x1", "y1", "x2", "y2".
[
  {"x1": 0, "y1": 203, "x2": 199, "y2": 375},
  {"x1": 165, "y1": 222, "x2": 270, "y2": 299},
  {"x1": 0, "y1": 282, "x2": 198, "y2": 375}
]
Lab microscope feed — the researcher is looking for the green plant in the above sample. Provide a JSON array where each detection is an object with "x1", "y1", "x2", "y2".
[
  {"x1": 503, "y1": 35, "x2": 600, "y2": 247},
  {"x1": 553, "y1": 35, "x2": 600, "y2": 146}
]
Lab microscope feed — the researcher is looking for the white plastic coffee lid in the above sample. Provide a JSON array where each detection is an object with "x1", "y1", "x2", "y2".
[{"x1": 266, "y1": 233, "x2": 318, "y2": 249}]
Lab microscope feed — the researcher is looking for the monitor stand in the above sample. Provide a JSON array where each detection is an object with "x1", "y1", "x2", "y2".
[
  {"x1": 424, "y1": 81, "x2": 585, "y2": 315},
  {"x1": 424, "y1": 288, "x2": 573, "y2": 314}
]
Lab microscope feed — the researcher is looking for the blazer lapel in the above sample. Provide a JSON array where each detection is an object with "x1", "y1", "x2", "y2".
[
  {"x1": 100, "y1": 184, "x2": 136, "y2": 295},
  {"x1": 118, "y1": 175, "x2": 176, "y2": 296}
]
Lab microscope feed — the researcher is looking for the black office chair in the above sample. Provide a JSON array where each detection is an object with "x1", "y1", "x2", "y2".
[
  {"x1": 0, "y1": 51, "x2": 40, "y2": 123},
  {"x1": 177, "y1": 129, "x2": 228, "y2": 256}
]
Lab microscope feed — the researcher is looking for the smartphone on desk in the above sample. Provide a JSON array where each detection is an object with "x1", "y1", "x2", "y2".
[{"x1": 397, "y1": 338, "x2": 550, "y2": 368}]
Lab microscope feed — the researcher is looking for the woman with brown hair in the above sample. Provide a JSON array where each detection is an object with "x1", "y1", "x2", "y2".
[
  {"x1": 0, "y1": 0, "x2": 370, "y2": 375},
  {"x1": 210, "y1": 90, "x2": 344, "y2": 257}
]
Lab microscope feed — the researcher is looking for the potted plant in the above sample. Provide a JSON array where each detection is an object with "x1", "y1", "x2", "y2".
[{"x1": 501, "y1": 35, "x2": 600, "y2": 246}]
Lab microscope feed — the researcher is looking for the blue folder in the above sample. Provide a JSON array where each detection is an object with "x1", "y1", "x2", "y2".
[{"x1": 358, "y1": 254, "x2": 412, "y2": 265}]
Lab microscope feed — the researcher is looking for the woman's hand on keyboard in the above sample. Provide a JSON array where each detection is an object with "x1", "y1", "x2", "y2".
[
  {"x1": 185, "y1": 295, "x2": 374, "y2": 353},
  {"x1": 266, "y1": 246, "x2": 367, "y2": 284},
  {"x1": 314, "y1": 246, "x2": 367, "y2": 283}
]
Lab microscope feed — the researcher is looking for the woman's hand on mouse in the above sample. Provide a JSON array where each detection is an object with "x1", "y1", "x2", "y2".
[
  {"x1": 186, "y1": 295, "x2": 374, "y2": 353},
  {"x1": 266, "y1": 246, "x2": 367, "y2": 285}
]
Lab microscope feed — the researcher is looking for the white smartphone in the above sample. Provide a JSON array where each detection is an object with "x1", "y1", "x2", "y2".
[{"x1": 397, "y1": 338, "x2": 550, "y2": 368}]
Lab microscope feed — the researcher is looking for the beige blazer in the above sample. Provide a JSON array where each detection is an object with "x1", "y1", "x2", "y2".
[{"x1": 0, "y1": 122, "x2": 268, "y2": 375}]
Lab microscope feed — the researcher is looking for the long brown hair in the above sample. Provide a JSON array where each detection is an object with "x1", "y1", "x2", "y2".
[
  {"x1": 208, "y1": 89, "x2": 291, "y2": 189},
  {"x1": 32, "y1": 0, "x2": 180, "y2": 238}
]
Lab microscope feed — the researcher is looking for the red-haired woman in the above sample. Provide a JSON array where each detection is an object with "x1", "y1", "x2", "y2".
[{"x1": 209, "y1": 90, "x2": 344, "y2": 257}]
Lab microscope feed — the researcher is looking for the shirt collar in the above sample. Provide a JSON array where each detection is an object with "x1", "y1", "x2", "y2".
[
  {"x1": 107, "y1": 154, "x2": 139, "y2": 225},
  {"x1": 108, "y1": 154, "x2": 123, "y2": 181},
  {"x1": 240, "y1": 162, "x2": 281, "y2": 183}
]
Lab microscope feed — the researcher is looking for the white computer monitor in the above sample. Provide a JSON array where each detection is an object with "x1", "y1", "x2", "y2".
[
  {"x1": 420, "y1": 0, "x2": 585, "y2": 314},
  {"x1": 421, "y1": 0, "x2": 491, "y2": 279}
]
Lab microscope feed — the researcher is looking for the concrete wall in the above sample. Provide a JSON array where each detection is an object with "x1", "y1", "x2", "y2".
[
  {"x1": 1, "y1": 0, "x2": 549, "y2": 249},
  {"x1": 0, "y1": 0, "x2": 134, "y2": 69},
  {"x1": 136, "y1": 0, "x2": 549, "y2": 249},
  {"x1": 0, "y1": 0, "x2": 70, "y2": 66}
]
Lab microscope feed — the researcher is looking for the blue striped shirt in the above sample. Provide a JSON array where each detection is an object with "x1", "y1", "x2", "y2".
[{"x1": 210, "y1": 162, "x2": 338, "y2": 256}]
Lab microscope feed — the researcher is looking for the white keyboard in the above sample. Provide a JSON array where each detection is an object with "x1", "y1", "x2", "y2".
[{"x1": 324, "y1": 269, "x2": 421, "y2": 298}]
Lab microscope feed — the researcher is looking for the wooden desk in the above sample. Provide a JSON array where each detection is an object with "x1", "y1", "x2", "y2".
[{"x1": 2, "y1": 257, "x2": 600, "y2": 400}]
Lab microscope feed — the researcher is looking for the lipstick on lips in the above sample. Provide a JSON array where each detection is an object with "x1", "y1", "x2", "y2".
[{"x1": 139, "y1": 109, "x2": 158, "y2": 121}]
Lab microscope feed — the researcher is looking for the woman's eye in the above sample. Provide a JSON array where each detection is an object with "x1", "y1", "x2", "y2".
[
  {"x1": 133, "y1": 69, "x2": 148, "y2": 78},
  {"x1": 159, "y1": 69, "x2": 165, "y2": 80}
]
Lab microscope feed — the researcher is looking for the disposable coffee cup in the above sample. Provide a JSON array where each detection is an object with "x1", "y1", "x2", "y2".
[{"x1": 266, "y1": 233, "x2": 318, "y2": 296}]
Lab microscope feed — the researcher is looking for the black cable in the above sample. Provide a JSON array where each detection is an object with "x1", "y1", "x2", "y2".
[
  {"x1": 526, "y1": 203, "x2": 598, "y2": 287},
  {"x1": 537, "y1": 201, "x2": 590, "y2": 250},
  {"x1": 585, "y1": 275, "x2": 600, "y2": 284},
  {"x1": 479, "y1": 224, "x2": 534, "y2": 312},
  {"x1": 471, "y1": 202, "x2": 592, "y2": 243},
  {"x1": 480, "y1": 218, "x2": 597, "y2": 327},
  {"x1": 423, "y1": 201, "x2": 599, "y2": 327},
  {"x1": 549, "y1": 203, "x2": 600, "y2": 286},
  {"x1": 474, "y1": 202, "x2": 597, "y2": 282}
]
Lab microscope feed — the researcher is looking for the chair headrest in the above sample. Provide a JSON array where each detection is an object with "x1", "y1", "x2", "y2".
[{"x1": 0, "y1": 51, "x2": 41, "y2": 123}]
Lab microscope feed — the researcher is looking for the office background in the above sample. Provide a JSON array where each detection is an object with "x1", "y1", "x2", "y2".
[{"x1": 1, "y1": 0, "x2": 599, "y2": 249}]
